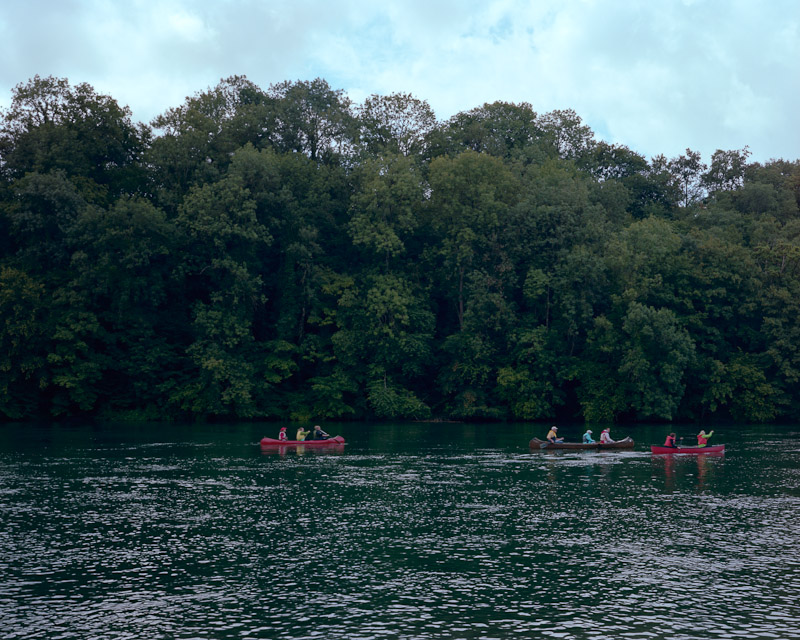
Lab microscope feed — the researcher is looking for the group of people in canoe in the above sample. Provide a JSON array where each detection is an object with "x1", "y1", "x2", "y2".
[
  {"x1": 544, "y1": 426, "x2": 716, "y2": 448},
  {"x1": 545, "y1": 426, "x2": 618, "y2": 444},
  {"x1": 663, "y1": 429, "x2": 714, "y2": 448},
  {"x1": 277, "y1": 425, "x2": 331, "y2": 442}
]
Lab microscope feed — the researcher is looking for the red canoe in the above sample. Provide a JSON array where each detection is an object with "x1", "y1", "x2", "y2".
[
  {"x1": 650, "y1": 444, "x2": 725, "y2": 454},
  {"x1": 260, "y1": 435, "x2": 345, "y2": 446}
]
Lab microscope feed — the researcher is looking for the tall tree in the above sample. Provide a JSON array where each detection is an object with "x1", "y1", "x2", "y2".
[
  {"x1": 430, "y1": 101, "x2": 549, "y2": 163},
  {"x1": 426, "y1": 150, "x2": 519, "y2": 331},
  {"x1": 348, "y1": 153, "x2": 423, "y2": 272},
  {"x1": 267, "y1": 79, "x2": 356, "y2": 161},
  {"x1": 668, "y1": 148, "x2": 706, "y2": 208},
  {"x1": 703, "y1": 147, "x2": 751, "y2": 194},
  {"x1": 147, "y1": 76, "x2": 273, "y2": 212},
  {"x1": 357, "y1": 92, "x2": 437, "y2": 158},
  {"x1": 537, "y1": 108, "x2": 595, "y2": 161},
  {"x1": 166, "y1": 175, "x2": 274, "y2": 417},
  {"x1": 0, "y1": 75, "x2": 145, "y2": 204}
]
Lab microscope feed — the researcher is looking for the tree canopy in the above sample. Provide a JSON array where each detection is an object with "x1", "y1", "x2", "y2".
[{"x1": 2, "y1": 75, "x2": 799, "y2": 424}]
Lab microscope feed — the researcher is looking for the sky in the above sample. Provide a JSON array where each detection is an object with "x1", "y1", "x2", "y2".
[{"x1": 1, "y1": 0, "x2": 798, "y2": 164}]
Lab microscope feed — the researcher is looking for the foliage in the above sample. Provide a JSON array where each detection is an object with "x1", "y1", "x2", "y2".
[{"x1": 2, "y1": 75, "x2": 799, "y2": 423}]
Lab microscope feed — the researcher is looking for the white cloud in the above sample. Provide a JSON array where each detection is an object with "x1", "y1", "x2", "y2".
[{"x1": 0, "y1": 0, "x2": 798, "y2": 162}]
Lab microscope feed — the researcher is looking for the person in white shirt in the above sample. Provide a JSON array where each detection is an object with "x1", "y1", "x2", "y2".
[{"x1": 599, "y1": 428, "x2": 615, "y2": 444}]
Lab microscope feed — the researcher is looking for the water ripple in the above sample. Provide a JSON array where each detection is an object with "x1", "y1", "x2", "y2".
[{"x1": 1, "y1": 434, "x2": 799, "y2": 639}]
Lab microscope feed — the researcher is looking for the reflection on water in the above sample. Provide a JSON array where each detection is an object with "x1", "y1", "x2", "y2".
[
  {"x1": 655, "y1": 450, "x2": 725, "y2": 492},
  {"x1": 259, "y1": 443, "x2": 346, "y2": 457},
  {"x1": 0, "y1": 424, "x2": 799, "y2": 639}
]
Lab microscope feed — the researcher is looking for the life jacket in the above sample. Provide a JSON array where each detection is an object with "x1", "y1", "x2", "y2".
[
  {"x1": 278, "y1": 431, "x2": 288, "y2": 441},
  {"x1": 664, "y1": 435, "x2": 676, "y2": 447},
  {"x1": 697, "y1": 433, "x2": 708, "y2": 445}
]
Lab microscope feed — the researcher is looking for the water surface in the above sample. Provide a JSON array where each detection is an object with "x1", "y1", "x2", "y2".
[{"x1": 1, "y1": 422, "x2": 798, "y2": 639}]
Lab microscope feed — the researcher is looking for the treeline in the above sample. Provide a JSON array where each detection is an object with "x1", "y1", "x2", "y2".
[{"x1": 1, "y1": 75, "x2": 799, "y2": 423}]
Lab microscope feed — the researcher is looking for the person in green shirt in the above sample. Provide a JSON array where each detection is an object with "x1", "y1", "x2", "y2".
[
  {"x1": 296, "y1": 427, "x2": 310, "y2": 441},
  {"x1": 697, "y1": 430, "x2": 714, "y2": 447}
]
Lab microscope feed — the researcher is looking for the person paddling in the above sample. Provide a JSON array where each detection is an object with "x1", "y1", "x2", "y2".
[
  {"x1": 296, "y1": 426, "x2": 310, "y2": 441},
  {"x1": 546, "y1": 426, "x2": 564, "y2": 443},
  {"x1": 664, "y1": 432, "x2": 679, "y2": 448},
  {"x1": 600, "y1": 428, "x2": 615, "y2": 444},
  {"x1": 583, "y1": 429, "x2": 595, "y2": 444},
  {"x1": 311, "y1": 425, "x2": 330, "y2": 440},
  {"x1": 697, "y1": 430, "x2": 714, "y2": 447}
]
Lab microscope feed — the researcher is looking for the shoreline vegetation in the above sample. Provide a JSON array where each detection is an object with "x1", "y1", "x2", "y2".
[{"x1": 1, "y1": 75, "x2": 799, "y2": 424}]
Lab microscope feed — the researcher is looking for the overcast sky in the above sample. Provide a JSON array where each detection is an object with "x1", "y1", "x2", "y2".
[{"x1": 1, "y1": 0, "x2": 798, "y2": 164}]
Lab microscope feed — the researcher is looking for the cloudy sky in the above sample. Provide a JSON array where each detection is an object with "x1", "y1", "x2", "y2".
[{"x1": 1, "y1": 0, "x2": 798, "y2": 164}]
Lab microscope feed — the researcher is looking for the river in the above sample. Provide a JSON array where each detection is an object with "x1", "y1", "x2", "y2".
[{"x1": 1, "y1": 421, "x2": 798, "y2": 639}]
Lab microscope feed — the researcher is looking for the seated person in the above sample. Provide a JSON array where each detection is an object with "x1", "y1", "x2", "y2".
[
  {"x1": 311, "y1": 425, "x2": 330, "y2": 440},
  {"x1": 546, "y1": 426, "x2": 563, "y2": 443},
  {"x1": 582, "y1": 429, "x2": 595, "y2": 444},
  {"x1": 296, "y1": 427, "x2": 310, "y2": 441},
  {"x1": 278, "y1": 427, "x2": 288, "y2": 441},
  {"x1": 664, "y1": 432, "x2": 678, "y2": 448},
  {"x1": 697, "y1": 430, "x2": 714, "y2": 447},
  {"x1": 600, "y1": 428, "x2": 615, "y2": 444}
]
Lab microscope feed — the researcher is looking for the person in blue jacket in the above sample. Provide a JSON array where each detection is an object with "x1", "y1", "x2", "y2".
[{"x1": 582, "y1": 429, "x2": 595, "y2": 444}]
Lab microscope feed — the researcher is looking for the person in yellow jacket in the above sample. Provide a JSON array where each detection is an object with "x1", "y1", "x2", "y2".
[
  {"x1": 296, "y1": 427, "x2": 310, "y2": 441},
  {"x1": 546, "y1": 426, "x2": 564, "y2": 443}
]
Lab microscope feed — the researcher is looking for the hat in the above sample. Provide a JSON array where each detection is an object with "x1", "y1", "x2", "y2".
[
  {"x1": 280, "y1": 427, "x2": 287, "y2": 431},
  {"x1": 551, "y1": 426, "x2": 558, "y2": 430},
  {"x1": 586, "y1": 430, "x2": 592, "y2": 434}
]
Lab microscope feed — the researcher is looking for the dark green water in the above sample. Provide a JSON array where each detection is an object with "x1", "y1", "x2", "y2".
[{"x1": 1, "y1": 422, "x2": 799, "y2": 640}]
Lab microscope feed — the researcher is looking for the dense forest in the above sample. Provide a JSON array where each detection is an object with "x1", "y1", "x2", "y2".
[{"x1": 1, "y1": 75, "x2": 799, "y2": 423}]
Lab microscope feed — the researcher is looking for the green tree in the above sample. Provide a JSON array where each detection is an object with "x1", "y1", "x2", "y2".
[
  {"x1": 267, "y1": 78, "x2": 356, "y2": 161},
  {"x1": 537, "y1": 108, "x2": 595, "y2": 161},
  {"x1": 426, "y1": 150, "x2": 519, "y2": 331},
  {"x1": 166, "y1": 175, "x2": 275, "y2": 417},
  {"x1": 429, "y1": 101, "x2": 549, "y2": 163},
  {"x1": 0, "y1": 75, "x2": 145, "y2": 204},
  {"x1": 0, "y1": 267, "x2": 47, "y2": 418},
  {"x1": 578, "y1": 303, "x2": 694, "y2": 422},
  {"x1": 66, "y1": 197, "x2": 179, "y2": 416},
  {"x1": 3, "y1": 170, "x2": 87, "y2": 270},
  {"x1": 703, "y1": 147, "x2": 751, "y2": 194},
  {"x1": 225, "y1": 143, "x2": 352, "y2": 418},
  {"x1": 147, "y1": 76, "x2": 272, "y2": 212},
  {"x1": 668, "y1": 148, "x2": 706, "y2": 208},
  {"x1": 333, "y1": 273, "x2": 434, "y2": 419},
  {"x1": 348, "y1": 153, "x2": 423, "y2": 271},
  {"x1": 357, "y1": 92, "x2": 437, "y2": 158}
]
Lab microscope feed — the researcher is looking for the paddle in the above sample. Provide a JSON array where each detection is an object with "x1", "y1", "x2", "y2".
[{"x1": 540, "y1": 435, "x2": 566, "y2": 447}]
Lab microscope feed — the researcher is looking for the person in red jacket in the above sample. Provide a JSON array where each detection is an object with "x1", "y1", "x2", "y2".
[
  {"x1": 278, "y1": 427, "x2": 288, "y2": 441},
  {"x1": 664, "y1": 432, "x2": 678, "y2": 448},
  {"x1": 697, "y1": 430, "x2": 714, "y2": 447},
  {"x1": 600, "y1": 428, "x2": 615, "y2": 444}
]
